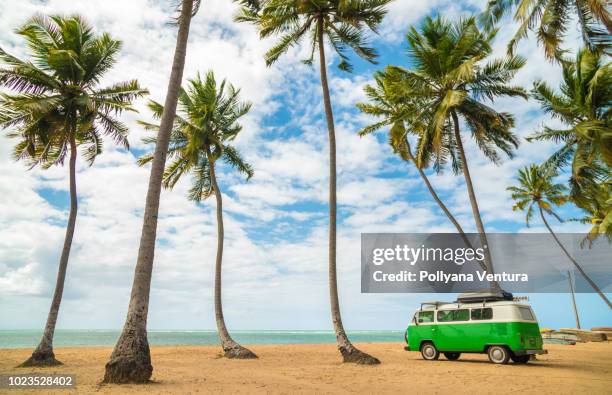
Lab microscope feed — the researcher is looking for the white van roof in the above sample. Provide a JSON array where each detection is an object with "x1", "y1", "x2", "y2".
[{"x1": 419, "y1": 300, "x2": 530, "y2": 311}]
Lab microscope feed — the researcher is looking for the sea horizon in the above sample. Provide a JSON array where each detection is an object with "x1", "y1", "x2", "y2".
[{"x1": 0, "y1": 329, "x2": 405, "y2": 349}]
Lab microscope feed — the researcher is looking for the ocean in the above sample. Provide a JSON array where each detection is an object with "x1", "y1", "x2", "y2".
[{"x1": 0, "y1": 330, "x2": 404, "y2": 349}]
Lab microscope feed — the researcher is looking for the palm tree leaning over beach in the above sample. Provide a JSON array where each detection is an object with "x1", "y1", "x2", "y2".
[
  {"x1": 480, "y1": 2, "x2": 611, "y2": 261},
  {"x1": 0, "y1": 15, "x2": 147, "y2": 367},
  {"x1": 137, "y1": 71, "x2": 257, "y2": 359},
  {"x1": 480, "y1": 0, "x2": 611, "y2": 61},
  {"x1": 573, "y1": 181, "x2": 612, "y2": 247},
  {"x1": 356, "y1": 70, "x2": 488, "y2": 271},
  {"x1": 528, "y1": 49, "x2": 611, "y2": 205},
  {"x1": 389, "y1": 16, "x2": 527, "y2": 280},
  {"x1": 236, "y1": 0, "x2": 390, "y2": 364},
  {"x1": 507, "y1": 165, "x2": 612, "y2": 309},
  {"x1": 104, "y1": 0, "x2": 200, "y2": 383}
]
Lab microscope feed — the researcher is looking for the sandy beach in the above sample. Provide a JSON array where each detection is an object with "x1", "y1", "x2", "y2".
[{"x1": 1, "y1": 342, "x2": 611, "y2": 394}]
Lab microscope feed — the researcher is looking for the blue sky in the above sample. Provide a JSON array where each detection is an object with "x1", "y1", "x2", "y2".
[{"x1": 0, "y1": 0, "x2": 610, "y2": 333}]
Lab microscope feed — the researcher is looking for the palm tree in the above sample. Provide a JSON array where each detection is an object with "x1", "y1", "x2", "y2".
[
  {"x1": 480, "y1": 0, "x2": 611, "y2": 61},
  {"x1": 103, "y1": 0, "x2": 200, "y2": 383},
  {"x1": 0, "y1": 15, "x2": 146, "y2": 367},
  {"x1": 390, "y1": 16, "x2": 527, "y2": 281},
  {"x1": 572, "y1": 180, "x2": 612, "y2": 247},
  {"x1": 356, "y1": 70, "x2": 488, "y2": 271},
  {"x1": 507, "y1": 164, "x2": 612, "y2": 308},
  {"x1": 236, "y1": 0, "x2": 390, "y2": 364},
  {"x1": 528, "y1": 49, "x2": 611, "y2": 203},
  {"x1": 137, "y1": 71, "x2": 257, "y2": 359}
]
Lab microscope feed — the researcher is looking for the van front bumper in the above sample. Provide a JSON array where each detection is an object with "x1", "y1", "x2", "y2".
[{"x1": 513, "y1": 349, "x2": 548, "y2": 356}]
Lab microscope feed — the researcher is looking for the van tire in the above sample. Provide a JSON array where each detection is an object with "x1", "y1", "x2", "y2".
[
  {"x1": 487, "y1": 346, "x2": 510, "y2": 364},
  {"x1": 420, "y1": 342, "x2": 439, "y2": 361},
  {"x1": 443, "y1": 352, "x2": 461, "y2": 361},
  {"x1": 511, "y1": 355, "x2": 530, "y2": 364}
]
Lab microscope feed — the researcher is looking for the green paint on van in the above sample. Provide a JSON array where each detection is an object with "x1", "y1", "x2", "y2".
[
  {"x1": 405, "y1": 301, "x2": 547, "y2": 359},
  {"x1": 407, "y1": 321, "x2": 543, "y2": 353}
]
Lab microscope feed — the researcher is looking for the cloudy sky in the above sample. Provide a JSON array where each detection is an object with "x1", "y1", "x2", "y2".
[{"x1": 1, "y1": 0, "x2": 610, "y2": 333}]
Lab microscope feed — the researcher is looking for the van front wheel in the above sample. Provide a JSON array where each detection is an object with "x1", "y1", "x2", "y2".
[
  {"x1": 487, "y1": 346, "x2": 510, "y2": 364},
  {"x1": 420, "y1": 342, "x2": 439, "y2": 361},
  {"x1": 444, "y1": 352, "x2": 461, "y2": 361}
]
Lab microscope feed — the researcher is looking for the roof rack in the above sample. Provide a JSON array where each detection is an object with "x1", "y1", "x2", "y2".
[
  {"x1": 420, "y1": 301, "x2": 451, "y2": 310},
  {"x1": 456, "y1": 290, "x2": 513, "y2": 304}
]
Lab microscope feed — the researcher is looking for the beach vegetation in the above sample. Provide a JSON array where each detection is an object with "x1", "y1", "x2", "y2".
[
  {"x1": 528, "y1": 49, "x2": 611, "y2": 210},
  {"x1": 507, "y1": 164, "x2": 612, "y2": 308},
  {"x1": 0, "y1": 14, "x2": 147, "y2": 367},
  {"x1": 480, "y1": 0, "x2": 611, "y2": 61},
  {"x1": 382, "y1": 16, "x2": 527, "y2": 278},
  {"x1": 103, "y1": 0, "x2": 200, "y2": 383},
  {"x1": 235, "y1": 0, "x2": 392, "y2": 364},
  {"x1": 137, "y1": 71, "x2": 256, "y2": 359}
]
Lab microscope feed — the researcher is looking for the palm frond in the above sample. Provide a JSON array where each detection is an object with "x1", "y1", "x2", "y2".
[
  {"x1": 222, "y1": 145, "x2": 254, "y2": 179},
  {"x1": 138, "y1": 70, "x2": 253, "y2": 200},
  {"x1": 1, "y1": 14, "x2": 144, "y2": 170}
]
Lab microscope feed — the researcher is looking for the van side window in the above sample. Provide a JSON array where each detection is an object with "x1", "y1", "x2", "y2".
[
  {"x1": 471, "y1": 308, "x2": 493, "y2": 320},
  {"x1": 437, "y1": 309, "x2": 469, "y2": 322},
  {"x1": 418, "y1": 311, "x2": 434, "y2": 323},
  {"x1": 518, "y1": 307, "x2": 535, "y2": 321},
  {"x1": 437, "y1": 310, "x2": 453, "y2": 322},
  {"x1": 454, "y1": 309, "x2": 469, "y2": 321}
]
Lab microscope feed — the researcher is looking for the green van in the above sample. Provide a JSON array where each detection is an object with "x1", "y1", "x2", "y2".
[{"x1": 405, "y1": 298, "x2": 547, "y2": 364}]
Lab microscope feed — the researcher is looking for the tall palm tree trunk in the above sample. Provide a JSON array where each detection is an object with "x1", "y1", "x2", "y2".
[
  {"x1": 103, "y1": 0, "x2": 194, "y2": 383},
  {"x1": 317, "y1": 19, "x2": 379, "y2": 365},
  {"x1": 206, "y1": 148, "x2": 257, "y2": 359},
  {"x1": 451, "y1": 111, "x2": 500, "y2": 291},
  {"x1": 20, "y1": 136, "x2": 78, "y2": 367},
  {"x1": 403, "y1": 141, "x2": 487, "y2": 272},
  {"x1": 567, "y1": 271, "x2": 581, "y2": 328},
  {"x1": 539, "y1": 207, "x2": 612, "y2": 309}
]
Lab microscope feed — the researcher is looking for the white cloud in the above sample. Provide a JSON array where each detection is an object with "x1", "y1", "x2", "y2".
[
  {"x1": 0, "y1": 0, "x2": 600, "y2": 333},
  {"x1": 380, "y1": 0, "x2": 482, "y2": 42}
]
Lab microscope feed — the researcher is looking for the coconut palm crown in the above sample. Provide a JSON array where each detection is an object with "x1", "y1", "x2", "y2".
[
  {"x1": 480, "y1": 0, "x2": 611, "y2": 61},
  {"x1": 356, "y1": 69, "x2": 426, "y2": 158},
  {"x1": 236, "y1": 0, "x2": 391, "y2": 72},
  {"x1": 138, "y1": 71, "x2": 253, "y2": 200},
  {"x1": 388, "y1": 16, "x2": 528, "y2": 173},
  {"x1": 507, "y1": 164, "x2": 568, "y2": 226},
  {"x1": 0, "y1": 15, "x2": 147, "y2": 167}
]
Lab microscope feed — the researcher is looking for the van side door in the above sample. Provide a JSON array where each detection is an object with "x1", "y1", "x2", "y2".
[
  {"x1": 411, "y1": 311, "x2": 436, "y2": 349},
  {"x1": 435, "y1": 309, "x2": 471, "y2": 351}
]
